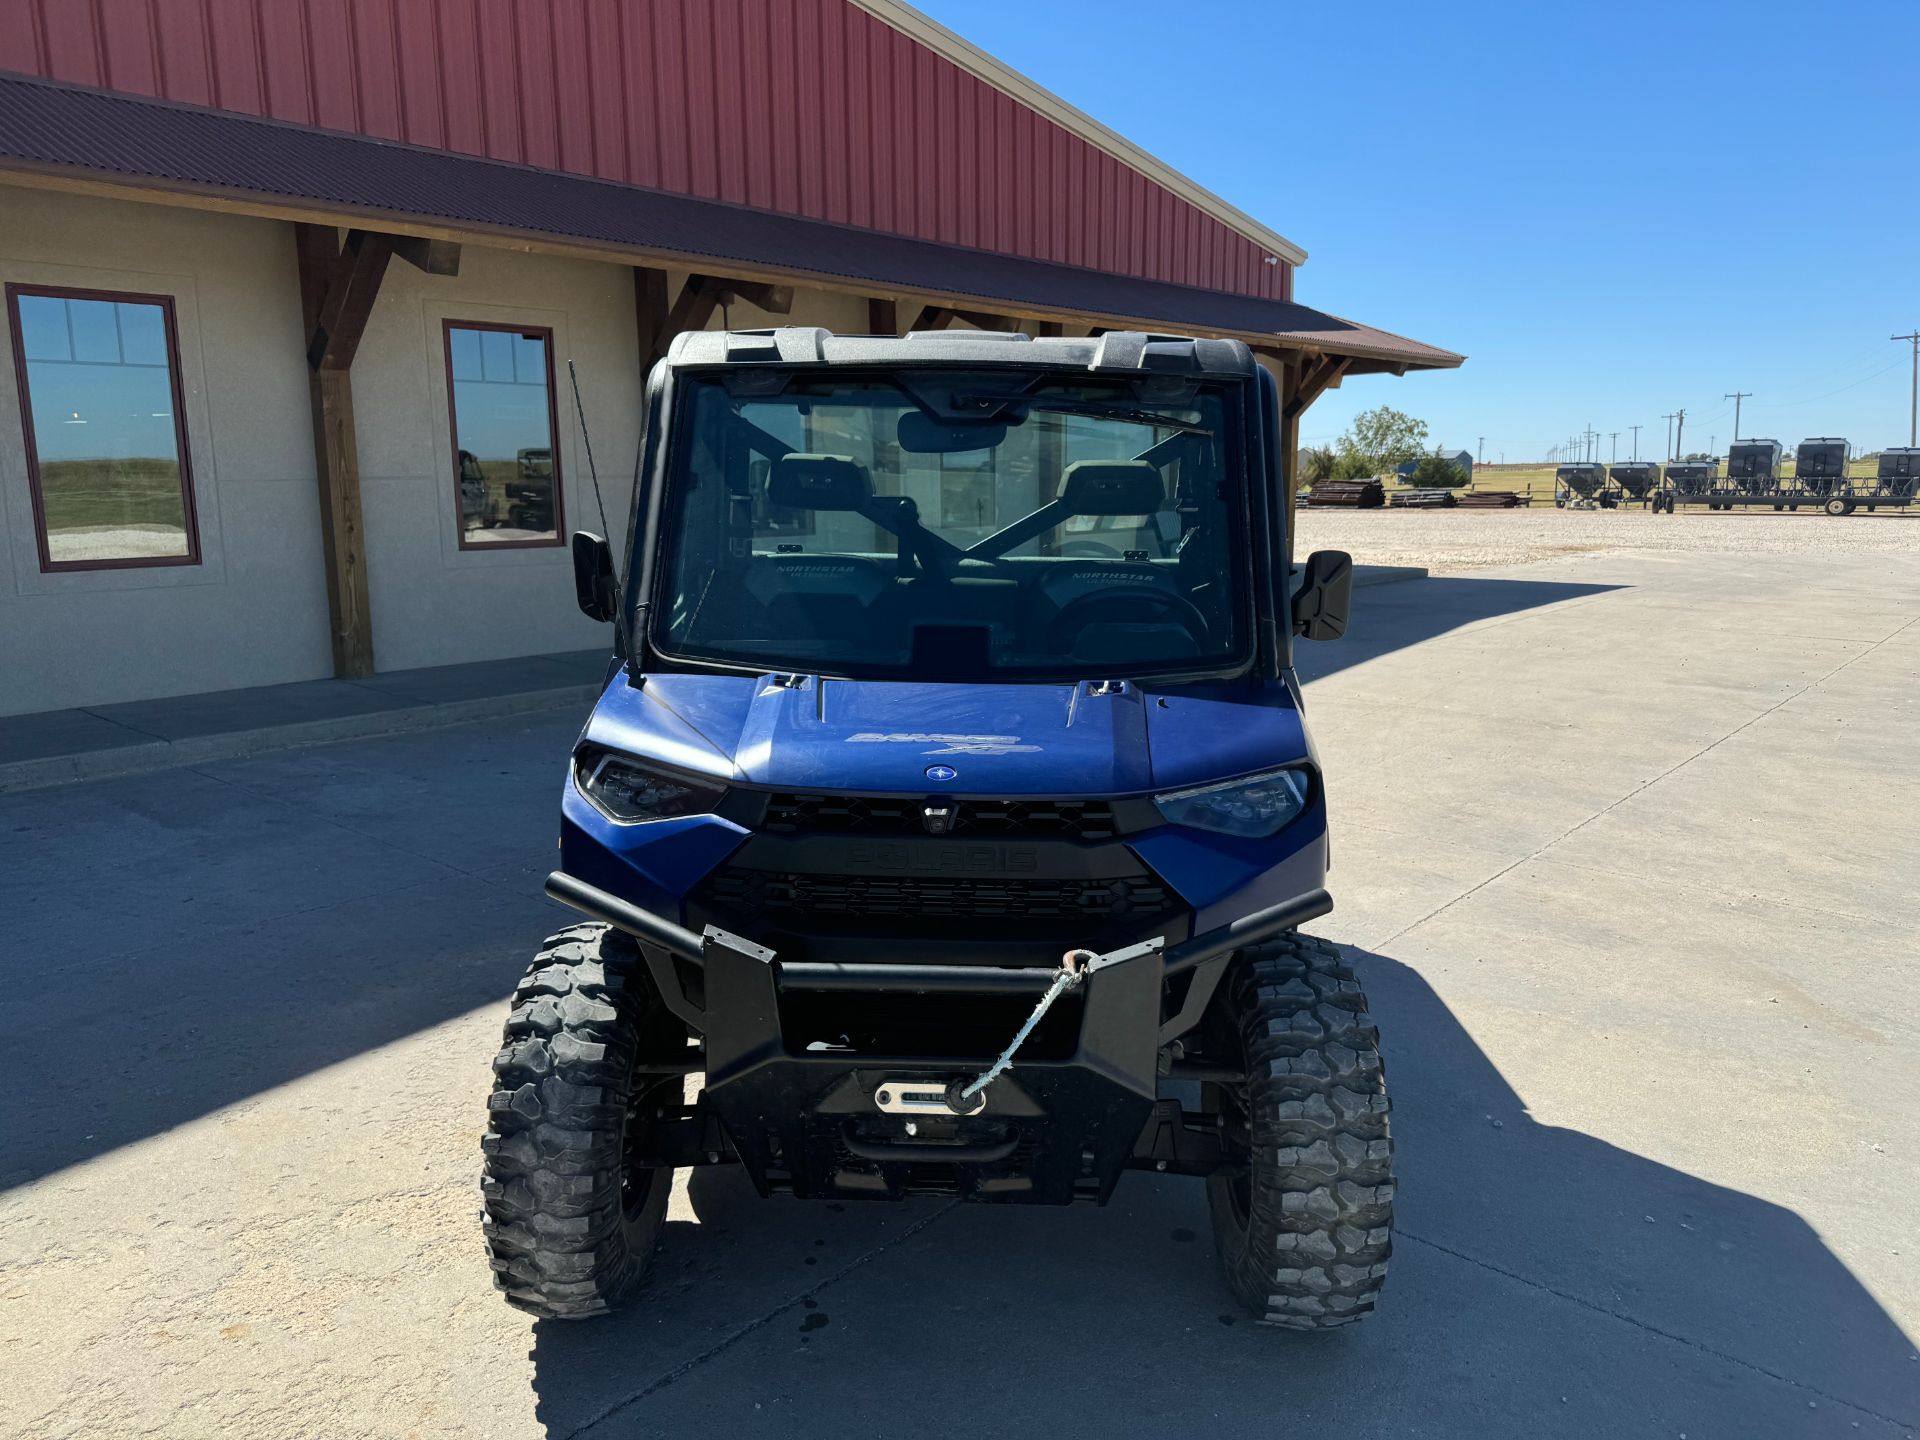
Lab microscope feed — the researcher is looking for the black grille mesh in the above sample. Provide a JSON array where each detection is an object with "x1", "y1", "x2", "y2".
[
  {"x1": 763, "y1": 793, "x2": 1117, "y2": 841},
  {"x1": 699, "y1": 869, "x2": 1168, "y2": 923}
]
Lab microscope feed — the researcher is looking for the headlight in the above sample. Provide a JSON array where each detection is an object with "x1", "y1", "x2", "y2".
[
  {"x1": 1153, "y1": 767, "x2": 1313, "y2": 838},
  {"x1": 576, "y1": 750, "x2": 723, "y2": 824}
]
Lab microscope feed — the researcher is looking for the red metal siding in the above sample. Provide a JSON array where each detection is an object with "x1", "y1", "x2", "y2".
[{"x1": 0, "y1": 0, "x2": 1290, "y2": 299}]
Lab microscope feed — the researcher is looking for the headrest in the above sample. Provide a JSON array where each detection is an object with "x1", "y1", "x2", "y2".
[
  {"x1": 768, "y1": 454, "x2": 871, "y2": 511},
  {"x1": 1058, "y1": 460, "x2": 1164, "y2": 516}
]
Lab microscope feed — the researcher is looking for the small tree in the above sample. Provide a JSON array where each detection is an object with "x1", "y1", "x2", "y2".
[
  {"x1": 1336, "y1": 405, "x2": 1430, "y2": 476},
  {"x1": 1299, "y1": 444, "x2": 1337, "y2": 483},
  {"x1": 1331, "y1": 449, "x2": 1382, "y2": 480},
  {"x1": 1408, "y1": 448, "x2": 1468, "y2": 488}
]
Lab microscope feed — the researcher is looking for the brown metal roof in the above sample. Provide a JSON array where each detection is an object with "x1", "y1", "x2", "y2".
[{"x1": 0, "y1": 73, "x2": 1461, "y2": 373}]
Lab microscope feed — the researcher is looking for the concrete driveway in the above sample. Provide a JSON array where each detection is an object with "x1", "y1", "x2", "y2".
[{"x1": 3, "y1": 549, "x2": 1916, "y2": 1439}]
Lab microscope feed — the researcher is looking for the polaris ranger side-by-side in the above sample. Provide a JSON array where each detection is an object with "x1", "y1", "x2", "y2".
[{"x1": 481, "y1": 329, "x2": 1390, "y2": 1330}]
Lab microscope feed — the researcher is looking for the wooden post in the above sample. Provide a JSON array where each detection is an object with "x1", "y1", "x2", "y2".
[
  {"x1": 868, "y1": 297, "x2": 898, "y2": 335},
  {"x1": 634, "y1": 266, "x2": 671, "y2": 377},
  {"x1": 1267, "y1": 352, "x2": 1351, "y2": 572},
  {"x1": 1277, "y1": 359, "x2": 1301, "y2": 573},
  {"x1": 295, "y1": 224, "x2": 395, "y2": 679}
]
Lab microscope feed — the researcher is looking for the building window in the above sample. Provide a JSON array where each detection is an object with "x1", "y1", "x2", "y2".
[
  {"x1": 6, "y1": 284, "x2": 199, "y2": 571},
  {"x1": 444, "y1": 321, "x2": 564, "y2": 547}
]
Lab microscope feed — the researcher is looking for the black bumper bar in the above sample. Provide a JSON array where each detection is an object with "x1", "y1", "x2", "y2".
[
  {"x1": 542, "y1": 869, "x2": 1333, "y2": 1204},
  {"x1": 543, "y1": 869, "x2": 1331, "y2": 995}
]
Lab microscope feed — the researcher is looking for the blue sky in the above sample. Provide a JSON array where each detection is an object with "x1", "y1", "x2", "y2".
[{"x1": 916, "y1": 0, "x2": 1920, "y2": 462}]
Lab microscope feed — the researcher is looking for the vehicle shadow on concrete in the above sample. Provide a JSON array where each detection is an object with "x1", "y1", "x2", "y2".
[
  {"x1": 0, "y1": 711, "x2": 575, "y2": 1193},
  {"x1": 1294, "y1": 575, "x2": 1623, "y2": 685},
  {"x1": 0, "y1": 579, "x2": 1610, "y2": 1195},
  {"x1": 525, "y1": 948, "x2": 1916, "y2": 1439}
]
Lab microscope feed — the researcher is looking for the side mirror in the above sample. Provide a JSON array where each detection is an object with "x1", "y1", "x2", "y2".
[
  {"x1": 1292, "y1": 549, "x2": 1354, "y2": 642},
  {"x1": 571, "y1": 531, "x2": 618, "y2": 623}
]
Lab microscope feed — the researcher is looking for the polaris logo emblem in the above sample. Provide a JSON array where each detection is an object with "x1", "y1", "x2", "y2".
[
  {"x1": 921, "y1": 802, "x2": 956, "y2": 835},
  {"x1": 925, "y1": 764, "x2": 959, "y2": 781}
]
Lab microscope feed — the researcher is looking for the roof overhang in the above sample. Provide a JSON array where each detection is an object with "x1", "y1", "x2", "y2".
[{"x1": 0, "y1": 73, "x2": 1461, "y2": 376}]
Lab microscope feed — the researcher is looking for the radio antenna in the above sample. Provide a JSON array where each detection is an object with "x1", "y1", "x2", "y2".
[{"x1": 567, "y1": 359, "x2": 638, "y2": 667}]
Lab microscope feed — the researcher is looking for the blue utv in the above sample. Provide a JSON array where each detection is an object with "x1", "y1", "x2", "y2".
[{"x1": 481, "y1": 328, "x2": 1391, "y2": 1329}]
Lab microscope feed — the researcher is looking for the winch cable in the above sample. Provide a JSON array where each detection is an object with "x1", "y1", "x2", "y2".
[{"x1": 948, "y1": 948, "x2": 1112, "y2": 1112}]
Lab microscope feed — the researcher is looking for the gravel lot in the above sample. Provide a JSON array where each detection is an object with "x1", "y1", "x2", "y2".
[{"x1": 1296, "y1": 504, "x2": 1920, "y2": 571}]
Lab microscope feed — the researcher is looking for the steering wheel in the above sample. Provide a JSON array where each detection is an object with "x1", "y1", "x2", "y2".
[
  {"x1": 1058, "y1": 539, "x2": 1122, "y2": 559},
  {"x1": 1043, "y1": 585, "x2": 1212, "y2": 653}
]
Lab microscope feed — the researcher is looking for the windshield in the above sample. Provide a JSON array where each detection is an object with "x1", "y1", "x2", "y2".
[{"x1": 650, "y1": 371, "x2": 1252, "y2": 681}]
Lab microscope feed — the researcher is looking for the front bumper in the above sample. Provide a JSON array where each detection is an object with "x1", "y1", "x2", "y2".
[{"x1": 545, "y1": 870, "x2": 1331, "y2": 1204}]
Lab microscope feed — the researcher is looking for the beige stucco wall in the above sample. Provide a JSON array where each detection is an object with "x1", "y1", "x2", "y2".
[
  {"x1": 0, "y1": 185, "x2": 891, "y2": 715},
  {"x1": 0, "y1": 185, "x2": 329, "y2": 715}
]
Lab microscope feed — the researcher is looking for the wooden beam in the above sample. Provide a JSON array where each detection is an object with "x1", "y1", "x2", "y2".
[
  {"x1": 665, "y1": 274, "x2": 724, "y2": 335},
  {"x1": 1285, "y1": 355, "x2": 1350, "y2": 420},
  {"x1": 1037, "y1": 320, "x2": 1064, "y2": 337},
  {"x1": 391, "y1": 234, "x2": 461, "y2": 276},
  {"x1": 944, "y1": 307, "x2": 1017, "y2": 331},
  {"x1": 634, "y1": 265, "x2": 672, "y2": 375},
  {"x1": 867, "y1": 297, "x2": 899, "y2": 335},
  {"x1": 907, "y1": 304, "x2": 954, "y2": 332},
  {"x1": 296, "y1": 225, "x2": 390, "y2": 678},
  {"x1": 294, "y1": 222, "x2": 335, "y2": 336},
  {"x1": 307, "y1": 229, "x2": 393, "y2": 370},
  {"x1": 721, "y1": 278, "x2": 793, "y2": 314}
]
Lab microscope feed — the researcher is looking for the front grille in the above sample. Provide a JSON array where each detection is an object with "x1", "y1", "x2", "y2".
[
  {"x1": 763, "y1": 793, "x2": 1117, "y2": 841},
  {"x1": 700, "y1": 868, "x2": 1167, "y2": 923}
]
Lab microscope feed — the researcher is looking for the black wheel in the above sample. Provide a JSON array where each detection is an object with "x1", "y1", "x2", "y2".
[
  {"x1": 1824, "y1": 497, "x2": 1849, "y2": 517},
  {"x1": 481, "y1": 923, "x2": 686, "y2": 1319},
  {"x1": 1203, "y1": 934, "x2": 1394, "y2": 1329}
]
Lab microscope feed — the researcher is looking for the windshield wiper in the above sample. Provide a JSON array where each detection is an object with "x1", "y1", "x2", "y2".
[{"x1": 952, "y1": 394, "x2": 1213, "y2": 435}]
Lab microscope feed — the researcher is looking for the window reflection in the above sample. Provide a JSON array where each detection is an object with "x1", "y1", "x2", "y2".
[
  {"x1": 9, "y1": 287, "x2": 196, "y2": 569},
  {"x1": 446, "y1": 323, "x2": 563, "y2": 546}
]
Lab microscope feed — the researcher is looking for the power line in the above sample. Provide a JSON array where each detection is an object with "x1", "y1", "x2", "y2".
[
  {"x1": 1724, "y1": 392, "x2": 1750, "y2": 441},
  {"x1": 1895, "y1": 331, "x2": 1920, "y2": 447}
]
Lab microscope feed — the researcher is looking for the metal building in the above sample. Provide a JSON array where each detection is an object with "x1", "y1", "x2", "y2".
[{"x1": 0, "y1": 0, "x2": 1458, "y2": 716}]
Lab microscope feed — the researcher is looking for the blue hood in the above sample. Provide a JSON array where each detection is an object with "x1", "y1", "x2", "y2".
[{"x1": 581, "y1": 671, "x2": 1310, "y2": 797}]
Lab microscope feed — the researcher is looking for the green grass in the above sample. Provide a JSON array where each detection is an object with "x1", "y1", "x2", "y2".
[{"x1": 37, "y1": 458, "x2": 188, "y2": 535}]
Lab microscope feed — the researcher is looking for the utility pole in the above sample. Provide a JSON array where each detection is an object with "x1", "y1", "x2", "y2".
[
  {"x1": 1894, "y1": 331, "x2": 1920, "y2": 447},
  {"x1": 1609, "y1": 431, "x2": 1619, "y2": 463},
  {"x1": 1477, "y1": 435, "x2": 1485, "y2": 464},
  {"x1": 1630, "y1": 423, "x2": 1642, "y2": 461},
  {"x1": 1661, "y1": 413, "x2": 1676, "y2": 460},
  {"x1": 1674, "y1": 407, "x2": 1687, "y2": 457},
  {"x1": 1724, "y1": 391, "x2": 1750, "y2": 442},
  {"x1": 1709, "y1": 434, "x2": 1716, "y2": 458}
]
